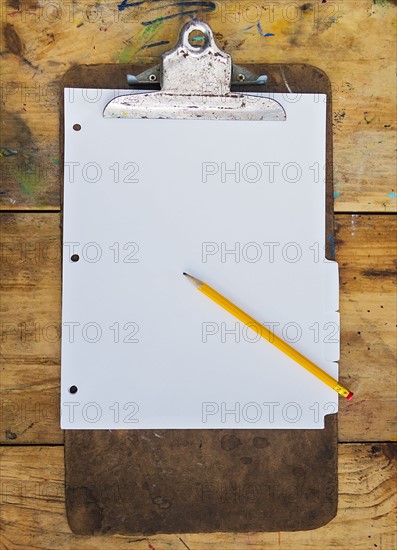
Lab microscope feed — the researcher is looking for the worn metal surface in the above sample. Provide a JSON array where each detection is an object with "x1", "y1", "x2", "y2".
[
  {"x1": 104, "y1": 20, "x2": 285, "y2": 121},
  {"x1": 126, "y1": 64, "x2": 268, "y2": 86}
]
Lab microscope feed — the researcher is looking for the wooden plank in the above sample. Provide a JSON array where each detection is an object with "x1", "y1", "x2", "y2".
[
  {"x1": 0, "y1": 213, "x2": 61, "y2": 443},
  {"x1": 0, "y1": 0, "x2": 395, "y2": 211},
  {"x1": 0, "y1": 213, "x2": 396, "y2": 443},
  {"x1": 337, "y1": 214, "x2": 397, "y2": 440},
  {"x1": 0, "y1": 444, "x2": 396, "y2": 548}
]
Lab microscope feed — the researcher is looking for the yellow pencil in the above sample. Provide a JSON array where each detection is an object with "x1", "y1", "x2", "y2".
[{"x1": 183, "y1": 273, "x2": 353, "y2": 400}]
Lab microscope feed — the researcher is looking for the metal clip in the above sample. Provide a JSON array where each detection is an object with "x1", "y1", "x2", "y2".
[{"x1": 104, "y1": 20, "x2": 285, "y2": 121}]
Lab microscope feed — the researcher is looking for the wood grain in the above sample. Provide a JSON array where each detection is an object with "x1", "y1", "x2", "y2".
[
  {"x1": 1, "y1": 1, "x2": 396, "y2": 542},
  {"x1": 0, "y1": 0, "x2": 396, "y2": 211},
  {"x1": 337, "y1": 214, "x2": 397, "y2": 441},
  {"x1": 0, "y1": 443, "x2": 396, "y2": 548},
  {"x1": 0, "y1": 213, "x2": 61, "y2": 444},
  {"x1": 0, "y1": 213, "x2": 396, "y2": 444}
]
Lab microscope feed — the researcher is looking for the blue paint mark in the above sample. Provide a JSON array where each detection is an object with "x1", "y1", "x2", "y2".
[
  {"x1": 327, "y1": 235, "x2": 336, "y2": 257},
  {"x1": 141, "y1": 3, "x2": 216, "y2": 26},
  {"x1": 243, "y1": 21, "x2": 275, "y2": 37},
  {"x1": 257, "y1": 22, "x2": 275, "y2": 36},
  {"x1": 141, "y1": 13, "x2": 185, "y2": 26},
  {"x1": 0, "y1": 147, "x2": 18, "y2": 158},
  {"x1": 118, "y1": 0, "x2": 144, "y2": 10},
  {"x1": 334, "y1": 191, "x2": 341, "y2": 197},
  {"x1": 166, "y1": 1, "x2": 216, "y2": 7},
  {"x1": 388, "y1": 192, "x2": 397, "y2": 198},
  {"x1": 118, "y1": 0, "x2": 216, "y2": 17},
  {"x1": 331, "y1": 17, "x2": 335, "y2": 22},
  {"x1": 140, "y1": 40, "x2": 170, "y2": 50}
]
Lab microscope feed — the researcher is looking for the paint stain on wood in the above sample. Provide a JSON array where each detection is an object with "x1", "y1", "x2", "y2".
[
  {"x1": 364, "y1": 111, "x2": 376, "y2": 124},
  {"x1": 5, "y1": 428, "x2": 18, "y2": 440},
  {"x1": 373, "y1": 0, "x2": 397, "y2": 6},
  {"x1": 8, "y1": 0, "x2": 20, "y2": 8},
  {"x1": 334, "y1": 110, "x2": 346, "y2": 127},
  {"x1": 1, "y1": 110, "x2": 41, "y2": 195},
  {"x1": 3, "y1": 23, "x2": 24, "y2": 56},
  {"x1": 362, "y1": 267, "x2": 397, "y2": 278},
  {"x1": 3, "y1": 22, "x2": 40, "y2": 71},
  {"x1": 382, "y1": 443, "x2": 397, "y2": 465},
  {"x1": 7, "y1": 0, "x2": 38, "y2": 7},
  {"x1": 301, "y1": 3, "x2": 313, "y2": 12},
  {"x1": 2, "y1": 110, "x2": 36, "y2": 156}
]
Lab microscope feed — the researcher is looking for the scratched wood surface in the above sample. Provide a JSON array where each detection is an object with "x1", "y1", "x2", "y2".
[
  {"x1": 1, "y1": 213, "x2": 396, "y2": 445},
  {"x1": 1, "y1": 0, "x2": 396, "y2": 211},
  {"x1": 1, "y1": 0, "x2": 396, "y2": 545},
  {"x1": 0, "y1": 444, "x2": 396, "y2": 549}
]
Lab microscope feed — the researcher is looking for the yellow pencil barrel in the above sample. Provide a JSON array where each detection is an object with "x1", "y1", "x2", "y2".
[{"x1": 199, "y1": 282, "x2": 353, "y2": 400}]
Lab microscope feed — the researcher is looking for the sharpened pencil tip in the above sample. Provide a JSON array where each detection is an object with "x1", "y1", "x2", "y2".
[{"x1": 183, "y1": 272, "x2": 203, "y2": 288}]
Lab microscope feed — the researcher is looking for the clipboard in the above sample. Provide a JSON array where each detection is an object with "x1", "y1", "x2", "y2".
[{"x1": 62, "y1": 21, "x2": 338, "y2": 534}]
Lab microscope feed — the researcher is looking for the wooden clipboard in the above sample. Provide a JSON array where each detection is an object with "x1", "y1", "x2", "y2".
[{"x1": 62, "y1": 24, "x2": 337, "y2": 534}]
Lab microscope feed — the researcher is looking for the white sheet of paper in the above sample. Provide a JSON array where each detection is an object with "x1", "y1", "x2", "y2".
[{"x1": 61, "y1": 89, "x2": 339, "y2": 429}]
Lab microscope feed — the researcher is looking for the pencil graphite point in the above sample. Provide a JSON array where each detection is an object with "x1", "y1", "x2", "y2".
[{"x1": 183, "y1": 272, "x2": 202, "y2": 288}]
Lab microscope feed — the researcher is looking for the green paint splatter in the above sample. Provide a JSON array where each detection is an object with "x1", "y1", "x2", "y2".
[
  {"x1": 388, "y1": 192, "x2": 397, "y2": 199},
  {"x1": 334, "y1": 191, "x2": 341, "y2": 198},
  {"x1": 373, "y1": 0, "x2": 394, "y2": 6},
  {"x1": 9, "y1": 167, "x2": 37, "y2": 195},
  {"x1": 117, "y1": 43, "x2": 136, "y2": 64},
  {"x1": 17, "y1": 172, "x2": 36, "y2": 194},
  {"x1": 117, "y1": 20, "x2": 164, "y2": 63}
]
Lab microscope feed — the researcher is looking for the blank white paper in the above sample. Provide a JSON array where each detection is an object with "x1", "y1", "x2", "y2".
[{"x1": 61, "y1": 89, "x2": 339, "y2": 429}]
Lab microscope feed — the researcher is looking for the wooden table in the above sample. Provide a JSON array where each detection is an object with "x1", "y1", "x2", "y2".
[{"x1": 1, "y1": 1, "x2": 396, "y2": 548}]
